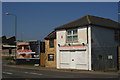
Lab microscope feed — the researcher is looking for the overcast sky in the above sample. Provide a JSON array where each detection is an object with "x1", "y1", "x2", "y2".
[{"x1": 2, "y1": 2, "x2": 119, "y2": 41}]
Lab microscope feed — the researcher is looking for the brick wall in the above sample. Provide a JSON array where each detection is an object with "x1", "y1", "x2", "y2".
[
  {"x1": 40, "y1": 53, "x2": 46, "y2": 67},
  {"x1": 45, "y1": 39, "x2": 56, "y2": 68}
]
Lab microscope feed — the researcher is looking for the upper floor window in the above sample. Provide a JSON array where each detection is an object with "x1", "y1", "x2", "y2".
[
  {"x1": 67, "y1": 29, "x2": 78, "y2": 42},
  {"x1": 49, "y1": 39, "x2": 54, "y2": 48}
]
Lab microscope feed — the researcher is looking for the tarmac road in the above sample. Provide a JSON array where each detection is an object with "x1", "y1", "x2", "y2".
[{"x1": 2, "y1": 65, "x2": 119, "y2": 79}]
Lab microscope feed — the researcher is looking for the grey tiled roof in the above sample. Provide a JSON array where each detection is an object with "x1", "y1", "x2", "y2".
[
  {"x1": 44, "y1": 31, "x2": 56, "y2": 40},
  {"x1": 55, "y1": 15, "x2": 120, "y2": 30}
]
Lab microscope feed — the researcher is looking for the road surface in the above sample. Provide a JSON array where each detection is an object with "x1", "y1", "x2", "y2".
[{"x1": 2, "y1": 65, "x2": 119, "y2": 79}]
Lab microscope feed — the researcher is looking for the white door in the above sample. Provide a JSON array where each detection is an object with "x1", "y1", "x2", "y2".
[
  {"x1": 59, "y1": 50, "x2": 88, "y2": 70},
  {"x1": 60, "y1": 51, "x2": 71, "y2": 69},
  {"x1": 75, "y1": 51, "x2": 88, "y2": 70},
  {"x1": 70, "y1": 51, "x2": 76, "y2": 69}
]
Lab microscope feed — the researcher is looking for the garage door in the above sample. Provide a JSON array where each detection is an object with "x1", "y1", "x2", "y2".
[{"x1": 59, "y1": 50, "x2": 88, "y2": 70}]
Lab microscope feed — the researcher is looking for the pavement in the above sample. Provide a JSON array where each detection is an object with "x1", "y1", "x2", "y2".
[{"x1": 3, "y1": 64, "x2": 120, "y2": 76}]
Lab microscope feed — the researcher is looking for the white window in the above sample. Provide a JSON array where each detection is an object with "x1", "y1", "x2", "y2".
[{"x1": 67, "y1": 29, "x2": 78, "y2": 42}]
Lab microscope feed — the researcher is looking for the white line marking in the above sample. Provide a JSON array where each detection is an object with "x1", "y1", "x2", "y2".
[
  {"x1": 3, "y1": 72, "x2": 13, "y2": 75},
  {"x1": 25, "y1": 72, "x2": 29, "y2": 73},
  {"x1": 30, "y1": 72, "x2": 43, "y2": 75},
  {"x1": 24, "y1": 72, "x2": 43, "y2": 75}
]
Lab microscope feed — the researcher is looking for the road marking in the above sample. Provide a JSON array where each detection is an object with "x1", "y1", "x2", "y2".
[
  {"x1": 25, "y1": 72, "x2": 29, "y2": 74},
  {"x1": 30, "y1": 72, "x2": 43, "y2": 75},
  {"x1": 24, "y1": 72, "x2": 43, "y2": 75},
  {"x1": 3, "y1": 72, "x2": 13, "y2": 75}
]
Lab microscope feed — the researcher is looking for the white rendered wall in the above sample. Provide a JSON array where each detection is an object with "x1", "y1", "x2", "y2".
[
  {"x1": 78, "y1": 27, "x2": 87, "y2": 44},
  {"x1": 56, "y1": 27, "x2": 92, "y2": 70},
  {"x1": 56, "y1": 30, "x2": 66, "y2": 68}
]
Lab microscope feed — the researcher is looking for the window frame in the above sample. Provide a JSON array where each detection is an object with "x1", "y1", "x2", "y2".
[
  {"x1": 48, "y1": 54, "x2": 54, "y2": 61},
  {"x1": 66, "y1": 29, "x2": 78, "y2": 43},
  {"x1": 49, "y1": 39, "x2": 54, "y2": 48}
]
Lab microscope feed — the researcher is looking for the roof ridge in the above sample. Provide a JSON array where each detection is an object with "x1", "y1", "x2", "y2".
[{"x1": 86, "y1": 15, "x2": 92, "y2": 24}]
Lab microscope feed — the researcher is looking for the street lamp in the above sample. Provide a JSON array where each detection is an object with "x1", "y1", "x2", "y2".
[
  {"x1": 5, "y1": 12, "x2": 17, "y2": 39},
  {"x1": 6, "y1": 12, "x2": 17, "y2": 59}
]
